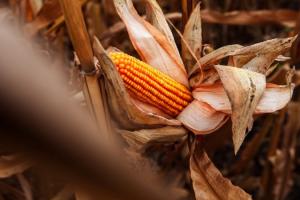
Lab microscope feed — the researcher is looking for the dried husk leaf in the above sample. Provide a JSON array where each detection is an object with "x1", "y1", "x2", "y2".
[
  {"x1": 190, "y1": 140, "x2": 252, "y2": 200},
  {"x1": 190, "y1": 68, "x2": 220, "y2": 87},
  {"x1": 189, "y1": 44, "x2": 243, "y2": 77},
  {"x1": 119, "y1": 126, "x2": 187, "y2": 150},
  {"x1": 189, "y1": 45, "x2": 243, "y2": 87},
  {"x1": 113, "y1": 0, "x2": 188, "y2": 86},
  {"x1": 93, "y1": 38, "x2": 180, "y2": 129},
  {"x1": 230, "y1": 36, "x2": 296, "y2": 68},
  {"x1": 0, "y1": 154, "x2": 32, "y2": 178},
  {"x1": 177, "y1": 100, "x2": 228, "y2": 135},
  {"x1": 189, "y1": 37, "x2": 295, "y2": 81},
  {"x1": 193, "y1": 83, "x2": 293, "y2": 114},
  {"x1": 214, "y1": 65, "x2": 266, "y2": 154},
  {"x1": 182, "y1": 3, "x2": 202, "y2": 74},
  {"x1": 144, "y1": 0, "x2": 180, "y2": 58},
  {"x1": 24, "y1": 0, "x2": 87, "y2": 36}
]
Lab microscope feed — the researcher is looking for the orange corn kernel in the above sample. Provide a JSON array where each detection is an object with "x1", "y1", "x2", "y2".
[{"x1": 109, "y1": 52, "x2": 192, "y2": 117}]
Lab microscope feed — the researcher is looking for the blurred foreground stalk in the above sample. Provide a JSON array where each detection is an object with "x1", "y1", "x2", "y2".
[{"x1": 0, "y1": 14, "x2": 177, "y2": 200}]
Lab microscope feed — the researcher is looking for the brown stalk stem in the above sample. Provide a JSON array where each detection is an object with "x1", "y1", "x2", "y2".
[
  {"x1": 58, "y1": 0, "x2": 93, "y2": 72},
  {"x1": 261, "y1": 109, "x2": 286, "y2": 199},
  {"x1": 181, "y1": 0, "x2": 198, "y2": 29},
  {"x1": 181, "y1": 0, "x2": 189, "y2": 29},
  {"x1": 58, "y1": 0, "x2": 109, "y2": 140},
  {"x1": 231, "y1": 116, "x2": 273, "y2": 174}
]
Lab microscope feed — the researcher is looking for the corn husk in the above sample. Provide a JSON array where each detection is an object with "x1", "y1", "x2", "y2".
[
  {"x1": 113, "y1": 0, "x2": 188, "y2": 86},
  {"x1": 215, "y1": 65, "x2": 266, "y2": 154},
  {"x1": 193, "y1": 83, "x2": 294, "y2": 114},
  {"x1": 177, "y1": 100, "x2": 228, "y2": 134}
]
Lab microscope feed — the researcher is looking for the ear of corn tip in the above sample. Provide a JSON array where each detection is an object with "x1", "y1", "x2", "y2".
[{"x1": 109, "y1": 52, "x2": 192, "y2": 117}]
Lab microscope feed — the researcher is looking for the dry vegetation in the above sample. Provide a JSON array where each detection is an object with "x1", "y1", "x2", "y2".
[{"x1": 0, "y1": 0, "x2": 300, "y2": 199}]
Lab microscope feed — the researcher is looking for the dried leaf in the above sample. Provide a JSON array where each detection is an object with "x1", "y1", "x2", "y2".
[
  {"x1": 93, "y1": 38, "x2": 181, "y2": 129},
  {"x1": 100, "y1": 12, "x2": 182, "y2": 41},
  {"x1": 182, "y1": 3, "x2": 202, "y2": 74},
  {"x1": 230, "y1": 36, "x2": 296, "y2": 69},
  {"x1": 113, "y1": 0, "x2": 188, "y2": 86},
  {"x1": 24, "y1": 0, "x2": 62, "y2": 35},
  {"x1": 189, "y1": 44, "x2": 243, "y2": 77},
  {"x1": 214, "y1": 65, "x2": 266, "y2": 154},
  {"x1": 190, "y1": 140, "x2": 252, "y2": 200},
  {"x1": 193, "y1": 83, "x2": 293, "y2": 114},
  {"x1": 24, "y1": 0, "x2": 87, "y2": 36},
  {"x1": 144, "y1": 0, "x2": 180, "y2": 58},
  {"x1": 189, "y1": 37, "x2": 295, "y2": 81},
  {"x1": 0, "y1": 154, "x2": 32, "y2": 178},
  {"x1": 201, "y1": 9, "x2": 297, "y2": 27},
  {"x1": 177, "y1": 100, "x2": 228, "y2": 134}
]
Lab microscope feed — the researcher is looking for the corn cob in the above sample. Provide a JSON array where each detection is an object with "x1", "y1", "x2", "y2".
[{"x1": 109, "y1": 52, "x2": 192, "y2": 117}]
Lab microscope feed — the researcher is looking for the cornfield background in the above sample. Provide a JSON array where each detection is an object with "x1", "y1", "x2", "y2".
[{"x1": 1, "y1": 0, "x2": 300, "y2": 200}]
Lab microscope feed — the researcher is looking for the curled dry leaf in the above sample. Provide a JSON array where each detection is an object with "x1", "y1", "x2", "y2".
[
  {"x1": 189, "y1": 37, "x2": 295, "y2": 78},
  {"x1": 119, "y1": 126, "x2": 187, "y2": 150},
  {"x1": 177, "y1": 100, "x2": 228, "y2": 135},
  {"x1": 190, "y1": 140, "x2": 252, "y2": 200},
  {"x1": 113, "y1": 0, "x2": 188, "y2": 86},
  {"x1": 24, "y1": 0, "x2": 62, "y2": 35},
  {"x1": 189, "y1": 44, "x2": 243, "y2": 87},
  {"x1": 193, "y1": 83, "x2": 294, "y2": 114},
  {"x1": 144, "y1": 0, "x2": 180, "y2": 59},
  {"x1": 182, "y1": 3, "x2": 202, "y2": 74},
  {"x1": 24, "y1": 0, "x2": 87, "y2": 36},
  {"x1": 93, "y1": 37, "x2": 180, "y2": 129},
  {"x1": 214, "y1": 65, "x2": 266, "y2": 154},
  {"x1": 0, "y1": 154, "x2": 32, "y2": 178},
  {"x1": 199, "y1": 45, "x2": 243, "y2": 70},
  {"x1": 230, "y1": 36, "x2": 296, "y2": 69}
]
